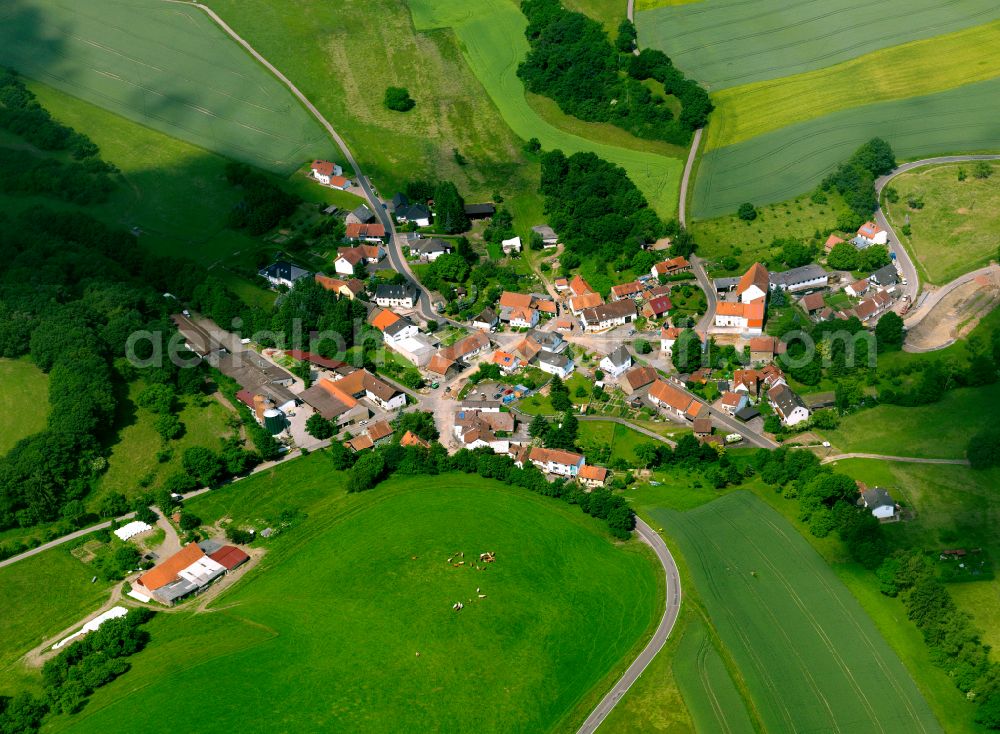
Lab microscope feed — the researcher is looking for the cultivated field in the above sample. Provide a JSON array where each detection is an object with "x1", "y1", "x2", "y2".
[
  {"x1": 706, "y1": 21, "x2": 1000, "y2": 150},
  {"x1": 0, "y1": 358, "x2": 49, "y2": 456},
  {"x1": 0, "y1": 0, "x2": 334, "y2": 174},
  {"x1": 0, "y1": 547, "x2": 113, "y2": 690},
  {"x1": 49, "y1": 462, "x2": 661, "y2": 732},
  {"x1": 636, "y1": 0, "x2": 1000, "y2": 90},
  {"x1": 691, "y1": 76, "x2": 1000, "y2": 218},
  {"x1": 408, "y1": 0, "x2": 683, "y2": 218},
  {"x1": 885, "y1": 162, "x2": 1000, "y2": 284},
  {"x1": 652, "y1": 491, "x2": 941, "y2": 734}
]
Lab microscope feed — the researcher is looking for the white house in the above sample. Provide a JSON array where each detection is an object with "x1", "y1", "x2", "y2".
[
  {"x1": 600, "y1": 345, "x2": 632, "y2": 378},
  {"x1": 310, "y1": 159, "x2": 343, "y2": 184},
  {"x1": 527, "y1": 447, "x2": 584, "y2": 477},
  {"x1": 855, "y1": 221, "x2": 888, "y2": 247},
  {"x1": 395, "y1": 203, "x2": 432, "y2": 228},
  {"x1": 258, "y1": 261, "x2": 312, "y2": 289},
  {"x1": 375, "y1": 283, "x2": 417, "y2": 310},
  {"x1": 504, "y1": 306, "x2": 539, "y2": 329},
  {"x1": 737, "y1": 263, "x2": 770, "y2": 303},
  {"x1": 537, "y1": 350, "x2": 574, "y2": 378},
  {"x1": 390, "y1": 334, "x2": 436, "y2": 367},
  {"x1": 660, "y1": 326, "x2": 681, "y2": 355},
  {"x1": 454, "y1": 410, "x2": 515, "y2": 453},
  {"x1": 845, "y1": 278, "x2": 870, "y2": 298},
  {"x1": 767, "y1": 383, "x2": 810, "y2": 426},
  {"x1": 713, "y1": 300, "x2": 765, "y2": 336},
  {"x1": 364, "y1": 377, "x2": 407, "y2": 411},
  {"x1": 769, "y1": 264, "x2": 829, "y2": 292},
  {"x1": 472, "y1": 307, "x2": 499, "y2": 331},
  {"x1": 412, "y1": 238, "x2": 451, "y2": 261},
  {"x1": 501, "y1": 236, "x2": 522, "y2": 254},
  {"x1": 381, "y1": 317, "x2": 418, "y2": 347},
  {"x1": 860, "y1": 486, "x2": 897, "y2": 520}
]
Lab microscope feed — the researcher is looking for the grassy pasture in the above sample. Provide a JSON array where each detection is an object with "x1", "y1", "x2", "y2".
[
  {"x1": 652, "y1": 491, "x2": 941, "y2": 734},
  {"x1": 0, "y1": 0, "x2": 334, "y2": 175},
  {"x1": 818, "y1": 383, "x2": 1000, "y2": 459},
  {"x1": 884, "y1": 162, "x2": 1000, "y2": 284},
  {"x1": 692, "y1": 77, "x2": 1000, "y2": 219},
  {"x1": 408, "y1": 0, "x2": 683, "y2": 218},
  {"x1": 706, "y1": 21, "x2": 1000, "y2": 150},
  {"x1": 48, "y1": 462, "x2": 661, "y2": 733},
  {"x1": 0, "y1": 358, "x2": 49, "y2": 456},
  {"x1": 577, "y1": 420, "x2": 651, "y2": 465},
  {"x1": 636, "y1": 0, "x2": 1000, "y2": 90},
  {"x1": 0, "y1": 547, "x2": 113, "y2": 692}
]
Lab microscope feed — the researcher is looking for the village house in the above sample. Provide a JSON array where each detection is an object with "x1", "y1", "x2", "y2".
[
  {"x1": 845, "y1": 278, "x2": 871, "y2": 298},
  {"x1": 525, "y1": 447, "x2": 585, "y2": 477},
  {"x1": 610, "y1": 281, "x2": 644, "y2": 301},
  {"x1": 648, "y1": 379, "x2": 702, "y2": 421},
  {"x1": 569, "y1": 292, "x2": 604, "y2": 316},
  {"x1": 620, "y1": 365, "x2": 658, "y2": 394},
  {"x1": 531, "y1": 224, "x2": 559, "y2": 247},
  {"x1": 411, "y1": 238, "x2": 452, "y2": 262},
  {"x1": 855, "y1": 221, "x2": 888, "y2": 247},
  {"x1": 600, "y1": 345, "x2": 632, "y2": 378},
  {"x1": 854, "y1": 289, "x2": 893, "y2": 323},
  {"x1": 581, "y1": 299, "x2": 637, "y2": 332},
  {"x1": 472, "y1": 307, "x2": 499, "y2": 331},
  {"x1": 651, "y1": 256, "x2": 691, "y2": 279},
  {"x1": 643, "y1": 294, "x2": 673, "y2": 319},
  {"x1": 258, "y1": 260, "x2": 312, "y2": 289},
  {"x1": 858, "y1": 483, "x2": 898, "y2": 521},
  {"x1": 375, "y1": 283, "x2": 417, "y2": 310},
  {"x1": 569, "y1": 275, "x2": 595, "y2": 297},
  {"x1": 578, "y1": 464, "x2": 609, "y2": 489},
  {"x1": 824, "y1": 233, "x2": 845, "y2": 252},
  {"x1": 800, "y1": 292, "x2": 825, "y2": 315},
  {"x1": 538, "y1": 350, "x2": 574, "y2": 378},
  {"x1": 869, "y1": 264, "x2": 900, "y2": 288},
  {"x1": 507, "y1": 306, "x2": 539, "y2": 329},
  {"x1": 501, "y1": 236, "x2": 522, "y2": 254},
  {"x1": 719, "y1": 391, "x2": 748, "y2": 416},
  {"x1": 491, "y1": 350, "x2": 522, "y2": 374},
  {"x1": 400, "y1": 430, "x2": 431, "y2": 449},
  {"x1": 336, "y1": 244, "x2": 384, "y2": 274},
  {"x1": 769, "y1": 264, "x2": 829, "y2": 293},
  {"x1": 767, "y1": 383, "x2": 810, "y2": 426},
  {"x1": 454, "y1": 409, "x2": 516, "y2": 452},
  {"x1": 748, "y1": 336, "x2": 778, "y2": 364},
  {"x1": 315, "y1": 274, "x2": 364, "y2": 299},
  {"x1": 714, "y1": 300, "x2": 765, "y2": 335},
  {"x1": 439, "y1": 331, "x2": 491, "y2": 365},
  {"x1": 737, "y1": 263, "x2": 770, "y2": 303},
  {"x1": 344, "y1": 222, "x2": 387, "y2": 243},
  {"x1": 346, "y1": 420, "x2": 394, "y2": 451},
  {"x1": 732, "y1": 369, "x2": 760, "y2": 396},
  {"x1": 310, "y1": 159, "x2": 348, "y2": 186},
  {"x1": 553, "y1": 277, "x2": 570, "y2": 292},
  {"x1": 394, "y1": 202, "x2": 432, "y2": 227},
  {"x1": 528, "y1": 329, "x2": 566, "y2": 353},
  {"x1": 692, "y1": 416, "x2": 713, "y2": 438}
]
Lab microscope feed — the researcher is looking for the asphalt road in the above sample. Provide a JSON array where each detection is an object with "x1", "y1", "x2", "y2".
[
  {"x1": 874, "y1": 155, "x2": 1000, "y2": 308},
  {"x1": 576, "y1": 517, "x2": 681, "y2": 734}
]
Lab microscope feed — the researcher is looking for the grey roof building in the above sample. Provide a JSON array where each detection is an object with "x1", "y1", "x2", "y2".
[
  {"x1": 769, "y1": 264, "x2": 829, "y2": 291},
  {"x1": 869, "y1": 264, "x2": 899, "y2": 286},
  {"x1": 258, "y1": 260, "x2": 312, "y2": 286},
  {"x1": 352, "y1": 204, "x2": 376, "y2": 223}
]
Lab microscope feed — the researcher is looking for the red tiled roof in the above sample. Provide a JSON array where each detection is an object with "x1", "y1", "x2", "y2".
[
  {"x1": 137, "y1": 544, "x2": 206, "y2": 592},
  {"x1": 569, "y1": 275, "x2": 595, "y2": 296},
  {"x1": 311, "y1": 160, "x2": 335, "y2": 176},
  {"x1": 738, "y1": 263, "x2": 769, "y2": 296},
  {"x1": 209, "y1": 545, "x2": 250, "y2": 570},
  {"x1": 499, "y1": 291, "x2": 533, "y2": 309},
  {"x1": 400, "y1": 430, "x2": 430, "y2": 448},
  {"x1": 371, "y1": 309, "x2": 401, "y2": 331},
  {"x1": 579, "y1": 465, "x2": 608, "y2": 482}
]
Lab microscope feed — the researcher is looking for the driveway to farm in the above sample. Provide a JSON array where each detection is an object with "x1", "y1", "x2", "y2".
[
  {"x1": 875, "y1": 155, "x2": 1000, "y2": 310},
  {"x1": 175, "y1": 2, "x2": 441, "y2": 323},
  {"x1": 820, "y1": 452, "x2": 969, "y2": 466},
  {"x1": 577, "y1": 516, "x2": 681, "y2": 734}
]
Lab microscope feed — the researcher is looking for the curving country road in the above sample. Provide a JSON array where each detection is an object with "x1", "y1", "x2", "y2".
[
  {"x1": 178, "y1": 1, "x2": 440, "y2": 322},
  {"x1": 577, "y1": 517, "x2": 682, "y2": 734}
]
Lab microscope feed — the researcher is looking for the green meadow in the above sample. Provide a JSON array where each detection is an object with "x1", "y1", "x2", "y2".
[
  {"x1": 40, "y1": 460, "x2": 661, "y2": 732},
  {"x1": 0, "y1": 358, "x2": 49, "y2": 456},
  {"x1": 652, "y1": 491, "x2": 941, "y2": 734},
  {"x1": 0, "y1": 0, "x2": 334, "y2": 174}
]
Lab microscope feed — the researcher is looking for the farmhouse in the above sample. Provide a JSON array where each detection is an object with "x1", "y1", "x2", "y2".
[
  {"x1": 732, "y1": 369, "x2": 760, "y2": 395},
  {"x1": 454, "y1": 409, "x2": 516, "y2": 452},
  {"x1": 134, "y1": 543, "x2": 228, "y2": 606},
  {"x1": 769, "y1": 264, "x2": 829, "y2": 292},
  {"x1": 350, "y1": 204, "x2": 376, "y2": 224},
  {"x1": 600, "y1": 345, "x2": 632, "y2": 378},
  {"x1": 315, "y1": 274, "x2": 364, "y2": 299},
  {"x1": 737, "y1": 263, "x2": 770, "y2": 303},
  {"x1": 526, "y1": 447, "x2": 585, "y2": 477},
  {"x1": 258, "y1": 261, "x2": 312, "y2": 289},
  {"x1": 855, "y1": 221, "x2": 888, "y2": 247},
  {"x1": 580, "y1": 300, "x2": 637, "y2": 332},
  {"x1": 344, "y1": 223, "x2": 387, "y2": 243},
  {"x1": 621, "y1": 365, "x2": 658, "y2": 394},
  {"x1": 472, "y1": 307, "x2": 499, "y2": 331},
  {"x1": 651, "y1": 257, "x2": 691, "y2": 278},
  {"x1": 610, "y1": 281, "x2": 644, "y2": 301},
  {"x1": 464, "y1": 203, "x2": 496, "y2": 220},
  {"x1": 845, "y1": 278, "x2": 871, "y2": 298},
  {"x1": 537, "y1": 350, "x2": 574, "y2": 378},
  {"x1": 411, "y1": 238, "x2": 452, "y2": 261},
  {"x1": 375, "y1": 283, "x2": 417, "y2": 309},
  {"x1": 854, "y1": 289, "x2": 893, "y2": 323},
  {"x1": 439, "y1": 331, "x2": 490, "y2": 364},
  {"x1": 643, "y1": 294, "x2": 673, "y2": 319},
  {"x1": 719, "y1": 391, "x2": 748, "y2": 416},
  {"x1": 531, "y1": 224, "x2": 558, "y2": 246},
  {"x1": 569, "y1": 292, "x2": 604, "y2": 315},
  {"x1": 800, "y1": 292, "x2": 825, "y2": 314},
  {"x1": 767, "y1": 383, "x2": 810, "y2": 426},
  {"x1": 578, "y1": 464, "x2": 608, "y2": 489},
  {"x1": 300, "y1": 369, "x2": 405, "y2": 416},
  {"x1": 714, "y1": 300, "x2": 765, "y2": 335},
  {"x1": 569, "y1": 275, "x2": 595, "y2": 296},
  {"x1": 336, "y1": 243, "x2": 384, "y2": 273},
  {"x1": 310, "y1": 159, "x2": 344, "y2": 184},
  {"x1": 648, "y1": 379, "x2": 700, "y2": 420}
]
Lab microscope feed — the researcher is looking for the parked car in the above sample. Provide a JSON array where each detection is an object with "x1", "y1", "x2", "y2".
[{"x1": 493, "y1": 393, "x2": 502, "y2": 399}]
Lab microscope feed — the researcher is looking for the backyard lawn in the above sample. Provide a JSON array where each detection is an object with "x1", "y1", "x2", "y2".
[{"x1": 0, "y1": 358, "x2": 49, "y2": 456}]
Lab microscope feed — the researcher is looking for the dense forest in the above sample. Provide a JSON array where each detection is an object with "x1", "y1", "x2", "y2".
[{"x1": 517, "y1": 1, "x2": 710, "y2": 145}]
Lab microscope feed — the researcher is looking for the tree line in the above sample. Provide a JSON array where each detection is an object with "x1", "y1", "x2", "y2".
[
  {"x1": 820, "y1": 138, "x2": 896, "y2": 232},
  {"x1": 517, "y1": 2, "x2": 710, "y2": 145}
]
